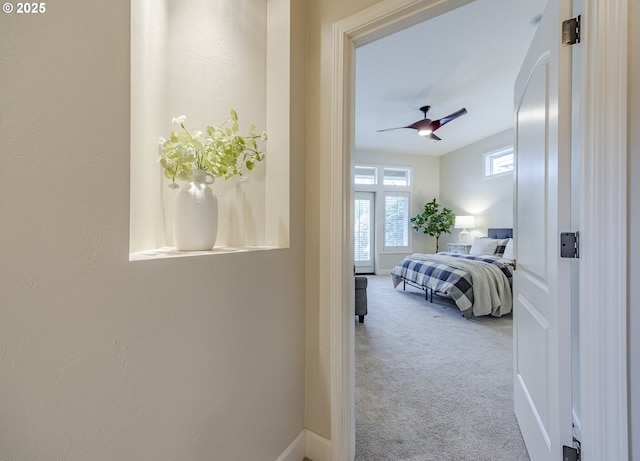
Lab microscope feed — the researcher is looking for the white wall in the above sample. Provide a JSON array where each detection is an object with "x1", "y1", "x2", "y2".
[
  {"x1": 439, "y1": 129, "x2": 514, "y2": 246},
  {"x1": 0, "y1": 2, "x2": 307, "y2": 460},
  {"x1": 354, "y1": 150, "x2": 440, "y2": 272}
]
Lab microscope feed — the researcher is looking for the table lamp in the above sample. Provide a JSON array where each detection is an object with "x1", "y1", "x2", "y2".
[{"x1": 455, "y1": 215, "x2": 475, "y2": 243}]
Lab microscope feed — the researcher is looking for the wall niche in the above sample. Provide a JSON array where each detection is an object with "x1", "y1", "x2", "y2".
[{"x1": 130, "y1": 0, "x2": 290, "y2": 260}]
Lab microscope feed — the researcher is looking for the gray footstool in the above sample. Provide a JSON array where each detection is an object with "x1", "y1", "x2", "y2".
[{"x1": 355, "y1": 276, "x2": 368, "y2": 323}]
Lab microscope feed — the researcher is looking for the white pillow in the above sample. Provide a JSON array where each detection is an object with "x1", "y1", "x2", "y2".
[
  {"x1": 502, "y1": 238, "x2": 514, "y2": 260},
  {"x1": 469, "y1": 237, "x2": 499, "y2": 256}
]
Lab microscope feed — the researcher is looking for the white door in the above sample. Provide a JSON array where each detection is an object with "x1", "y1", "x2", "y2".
[
  {"x1": 513, "y1": 0, "x2": 574, "y2": 459},
  {"x1": 354, "y1": 192, "x2": 375, "y2": 273}
]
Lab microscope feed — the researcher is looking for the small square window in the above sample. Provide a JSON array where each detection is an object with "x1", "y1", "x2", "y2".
[
  {"x1": 354, "y1": 166, "x2": 377, "y2": 185},
  {"x1": 484, "y1": 147, "x2": 514, "y2": 177},
  {"x1": 383, "y1": 167, "x2": 410, "y2": 186}
]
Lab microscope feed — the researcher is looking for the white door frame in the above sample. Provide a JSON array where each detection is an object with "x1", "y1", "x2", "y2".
[
  {"x1": 577, "y1": 1, "x2": 629, "y2": 459},
  {"x1": 328, "y1": 1, "x2": 629, "y2": 460}
]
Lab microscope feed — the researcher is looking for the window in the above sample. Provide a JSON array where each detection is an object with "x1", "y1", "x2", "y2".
[
  {"x1": 384, "y1": 193, "x2": 410, "y2": 250},
  {"x1": 354, "y1": 166, "x2": 377, "y2": 185},
  {"x1": 354, "y1": 164, "x2": 412, "y2": 254},
  {"x1": 383, "y1": 167, "x2": 410, "y2": 186},
  {"x1": 484, "y1": 147, "x2": 514, "y2": 177}
]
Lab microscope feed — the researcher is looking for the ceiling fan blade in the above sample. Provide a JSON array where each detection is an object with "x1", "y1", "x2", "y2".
[
  {"x1": 377, "y1": 126, "x2": 413, "y2": 132},
  {"x1": 431, "y1": 108, "x2": 467, "y2": 131},
  {"x1": 379, "y1": 105, "x2": 434, "y2": 132},
  {"x1": 378, "y1": 119, "x2": 430, "y2": 132},
  {"x1": 438, "y1": 107, "x2": 468, "y2": 125},
  {"x1": 429, "y1": 133, "x2": 442, "y2": 141}
]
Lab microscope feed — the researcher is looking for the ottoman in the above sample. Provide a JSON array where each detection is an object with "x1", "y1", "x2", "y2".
[{"x1": 355, "y1": 276, "x2": 368, "y2": 323}]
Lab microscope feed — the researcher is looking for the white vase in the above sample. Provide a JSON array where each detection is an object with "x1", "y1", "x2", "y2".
[{"x1": 173, "y1": 169, "x2": 218, "y2": 251}]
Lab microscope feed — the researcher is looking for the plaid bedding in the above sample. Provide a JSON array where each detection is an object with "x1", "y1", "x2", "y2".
[{"x1": 390, "y1": 252, "x2": 514, "y2": 317}]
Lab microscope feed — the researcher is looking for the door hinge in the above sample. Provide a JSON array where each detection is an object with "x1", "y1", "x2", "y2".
[
  {"x1": 562, "y1": 15, "x2": 581, "y2": 46},
  {"x1": 560, "y1": 231, "x2": 580, "y2": 258},
  {"x1": 563, "y1": 438, "x2": 581, "y2": 461}
]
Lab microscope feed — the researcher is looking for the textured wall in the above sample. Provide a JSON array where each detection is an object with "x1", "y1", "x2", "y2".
[{"x1": 0, "y1": 1, "x2": 306, "y2": 460}]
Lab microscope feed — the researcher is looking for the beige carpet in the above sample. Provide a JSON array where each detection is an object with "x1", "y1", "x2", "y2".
[{"x1": 355, "y1": 275, "x2": 530, "y2": 461}]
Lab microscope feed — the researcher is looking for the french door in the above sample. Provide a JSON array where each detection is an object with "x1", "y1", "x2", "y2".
[{"x1": 354, "y1": 192, "x2": 375, "y2": 274}]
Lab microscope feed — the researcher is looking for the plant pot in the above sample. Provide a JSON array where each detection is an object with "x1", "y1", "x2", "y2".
[{"x1": 173, "y1": 169, "x2": 218, "y2": 250}]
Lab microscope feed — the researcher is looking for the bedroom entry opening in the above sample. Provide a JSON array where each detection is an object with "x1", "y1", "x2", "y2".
[{"x1": 346, "y1": 0, "x2": 558, "y2": 459}]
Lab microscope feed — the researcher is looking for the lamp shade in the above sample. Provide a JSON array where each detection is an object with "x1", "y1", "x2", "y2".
[{"x1": 454, "y1": 215, "x2": 475, "y2": 229}]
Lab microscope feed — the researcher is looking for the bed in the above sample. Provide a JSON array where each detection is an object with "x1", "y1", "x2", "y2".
[{"x1": 390, "y1": 228, "x2": 514, "y2": 318}]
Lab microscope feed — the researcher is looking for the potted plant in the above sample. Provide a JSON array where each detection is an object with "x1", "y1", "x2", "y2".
[
  {"x1": 411, "y1": 198, "x2": 455, "y2": 252},
  {"x1": 158, "y1": 109, "x2": 267, "y2": 251}
]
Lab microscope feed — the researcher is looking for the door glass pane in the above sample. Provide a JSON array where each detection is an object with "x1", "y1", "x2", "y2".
[
  {"x1": 354, "y1": 199, "x2": 371, "y2": 261},
  {"x1": 384, "y1": 195, "x2": 409, "y2": 247}
]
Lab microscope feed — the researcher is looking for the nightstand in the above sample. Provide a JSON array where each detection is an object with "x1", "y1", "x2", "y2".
[{"x1": 447, "y1": 243, "x2": 472, "y2": 254}]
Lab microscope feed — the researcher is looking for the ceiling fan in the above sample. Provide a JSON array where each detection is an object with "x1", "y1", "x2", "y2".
[{"x1": 378, "y1": 105, "x2": 468, "y2": 141}]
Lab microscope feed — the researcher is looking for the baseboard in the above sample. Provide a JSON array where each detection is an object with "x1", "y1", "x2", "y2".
[
  {"x1": 276, "y1": 429, "x2": 331, "y2": 461},
  {"x1": 276, "y1": 430, "x2": 306, "y2": 461},
  {"x1": 305, "y1": 429, "x2": 331, "y2": 461}
]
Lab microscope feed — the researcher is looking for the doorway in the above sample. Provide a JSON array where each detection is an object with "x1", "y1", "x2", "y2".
[
  {"x1": 328, "y1": 1, "x2": 629, "y2": 460},
  {"x1": 352, "y1": 2, "x2": 537, "y2": 457}
]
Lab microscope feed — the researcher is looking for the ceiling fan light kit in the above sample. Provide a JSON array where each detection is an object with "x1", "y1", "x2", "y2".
[{"x1": 378, "y1": 105, "x2": 468, "y2": 141}]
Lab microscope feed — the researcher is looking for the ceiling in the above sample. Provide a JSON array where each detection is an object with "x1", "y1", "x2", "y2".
[{"x1": 354, "y1": 0, "x2": 549, "y2": 157}]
